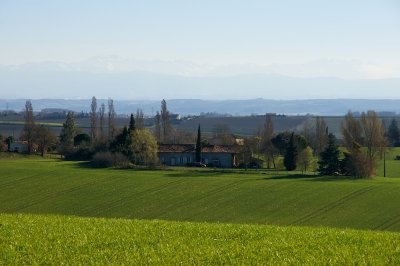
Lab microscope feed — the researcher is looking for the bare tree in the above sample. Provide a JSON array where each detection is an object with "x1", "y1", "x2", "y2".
[
  {"x1": 259, "y1": 115, "x2": 275, "y2": 168},
  {"x1": 161, "y1": 99, "x2": 170, "y2": 142},
  {"x1": 99, "y1": 103, "x2": 106, "y2": 141},
  {"x1": 360, "y1": 111, "x2": 387, "y2": 160},
  {"x1": 315, "y1": 116, "x2": 328, "y2": 157},
  {"x1": 301, "y1": 118, "x2": 315, "y2": 149},
  {"x1": 212, "y1": 123, "x2": 232, "y2": 145},
  {"x1": 22, "y1": 100, "x2": 35, "y2": 154},
  {"x1": 107, "y1": 98, "x2": 116, "y2": 141},
  {"x1": 154, "y1": 111, "x2": 161, "y2": 141},
  {"x1": 135, "y1": 109, "x2": 145, "y2": 129},
  {"x1": 341, "y1": 111, "x2": 363, "y2": 152},
  {"x1": 34, "y1": 125, "x2": 57, "y2": 157},
  {"x1": 90, "y1": 96, "x2": 98, "y2": 142}
]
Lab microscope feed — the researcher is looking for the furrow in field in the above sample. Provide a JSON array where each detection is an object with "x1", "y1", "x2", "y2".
[
  {"x1": 4, "y1": 175, "x2": 122, "y2": 212},
  {"x1": 0, "y1": 170, "x2": 58, "y2": 190},
  {"x1": 151, "y1": 179, "x2": 249, "y2": 219},
  {"x1": 84, "y1": 179, "x2": 188, "y2": 216},
  {"x1": 373, "y1": 214, "x2": 400, "y2": 231},
  {"x1": 291, "y1": 186, "x2": 375, "y2": 225}
]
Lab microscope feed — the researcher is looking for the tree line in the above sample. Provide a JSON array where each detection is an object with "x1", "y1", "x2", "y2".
[
  {"x1": 0, "y1": 98, "x2": 178, "y2": 167},
  {"x1": 248, "y1": 110, "x2": 397, "y2": 178}
]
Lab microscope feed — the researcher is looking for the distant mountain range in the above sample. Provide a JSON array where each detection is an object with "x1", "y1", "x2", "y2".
[
  {"x1": 1, "y1": 61, "x2": 400, "y2": 101},
  {"x1": 1, "y1": 98, "x2": 400, "y2": 116}
]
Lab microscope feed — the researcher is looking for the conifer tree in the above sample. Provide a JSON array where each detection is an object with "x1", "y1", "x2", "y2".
[
  {"x1": 59, "y1": 112, "x2": 76, "y2": 153},
  {"x1": 129, "y1": 113, "x2": 136, "y2": 132},
  {"x1": 283, "y1": 132, "x2": 298, "y2": 171},
  {"x1": 317, "y1": 133, "x2": 341, "y2": 175}
]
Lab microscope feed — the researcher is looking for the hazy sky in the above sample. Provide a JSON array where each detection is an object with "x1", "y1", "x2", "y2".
[
  {"x1": 1, "y1": 1, "x2": 400, "y2": 100},
  {"x1": 1, "y1": 0, "x2": 399, "y2": 67}
]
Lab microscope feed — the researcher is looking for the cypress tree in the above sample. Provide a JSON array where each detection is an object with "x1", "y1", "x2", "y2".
[
  {"x1": 195, "y1": 125, "x2": 202, "y2": 162},
  {"x1": 284, "y1": 132, "x2": 298, "y2": 171}
]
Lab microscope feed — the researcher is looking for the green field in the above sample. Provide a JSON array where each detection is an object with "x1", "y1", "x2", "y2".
[
  {"x1": 1, "y1": 156, "x2": 400, "y2": 231},
  {"x1": 1, "y1": 213, "x2": 400, "y2": 264}
]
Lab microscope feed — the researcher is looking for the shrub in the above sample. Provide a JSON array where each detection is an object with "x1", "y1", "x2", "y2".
[
  {"x1": 91, "y1": 152, "x2": 130, "y2": 168},
  {"x1": 341, "y1": 151, "x2": 376, "y2": 178},
  {"x1": 65, "y1": 147, "x2": 94, "y2": 161}
]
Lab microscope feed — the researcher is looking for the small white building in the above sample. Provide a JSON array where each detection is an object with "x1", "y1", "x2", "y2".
[{"x1": 9, "y1": 142, "x2": 29, "y2": 153}]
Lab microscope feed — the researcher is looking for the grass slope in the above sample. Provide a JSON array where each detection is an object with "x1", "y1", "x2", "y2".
[
  {"x1": 1, "y1": 156, "x2": 400, "y2": 231},
  {"x1": 1, "y1": 214, "x2": 400, "y2": 265}
]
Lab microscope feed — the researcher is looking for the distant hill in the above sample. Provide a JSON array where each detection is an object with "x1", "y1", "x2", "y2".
[{"x1": 1, "y1": 98, "x2": 400, "y2": 116}]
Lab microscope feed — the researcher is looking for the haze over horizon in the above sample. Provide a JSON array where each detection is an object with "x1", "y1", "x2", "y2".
[{"x1": 1, "y1": 1, "x2": 400, "y2": 100}]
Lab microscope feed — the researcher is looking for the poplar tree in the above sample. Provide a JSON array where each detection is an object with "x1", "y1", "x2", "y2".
[
  {"x1": 195, "y1": 125, "x2": 202, "y2": 163},
  {"x1": 315, "y1": 116, "x2": 328, "y2": 157},
  {"x1": 260, "y1": 115, "x2": 275, "y2": 168},
  {"x1": 107, "y1": 98, "x2": 116, "y2": 141},
  {"x1": 154, "y1": 111, "x2": 161, "y2": 141},
  {"x1": 161, "y1": 99, "x2": 170, "y2": 142},
  {"x1": 99, "y1": 103, "x2": 106, "y2": 140},
  {"x1": 60, "y1": 112, "x2": 76, "y2": 152},
  {"x1": 22, "y1": 100, "x2": 35, "y2": 154},
  {"x1": 90, "y1": 96, "x2": 97, "y2": 142}
]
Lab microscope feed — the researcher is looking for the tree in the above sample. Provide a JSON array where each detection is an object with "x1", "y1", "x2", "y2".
[
  {"x1": 110, "y1": 127, "x2": 131, "y2": 158},
  {"x1": 195, "y1": 125, "x2": 202, "y2": 162},
  {"x1": 129, "y1": 113, "x2": 136, "y2": 132},
  {"x1": 99, "y1": 103, "x2": 106, "y2": 141},
  {"x1": 0, "y1": 134, "x2": 6, "y2": 152},
  {"x1": 90, "y1": 96, "x2": 97, "y2": 141},
  {"x1": 59, "y1": 112, "x2": 76, "y2": 153},
  {"x1": 283, "y1": 133, "x2": 298, "y2": 171},
  {"x1": 272, "y1": 132, "x2": 307, "y2": 155},
  {"x1": 154, "y1": 111, "x2": 161, "y2": 141},
  {"x1": 315, "y1": 116, "x2": 328, "y2": 157},
  {"x1": 301, "y1": 118, "x2": 315, "y2": 150},
  {"x1": 5, "y1": 136, "x2": 14, "y2": 151},
  {"x1": 341, "y1": 111, "x2": 363, "y2": 152},
  {"x1": 360, "y1": 111, "x2": 386, "y2": 160},
  {"x1": 22, "y1": 100, "x2": 35, "y2": 154},
  {"x1": 34, "y1": 125, "x2": 57, "y2": 157},
  {"x1": 135, "y1": 109, "x2": 145, "y2": 129},
  {"x1": 259, "y1": 115, "x2": 275, "y2": 168},
  {"x1": 298, "y1": 146, "x2": 314, "y2": 174},
  {"x1": 74, "y1": 133, "x2": 91, "y2": 147},
  {"x1": 317, "y1": 133, "x2": 341, "y2": 175},
  {"x1": 212, "y1": 123, "x2": 232, "y2": 145},
  {"x1": 341, "y1": 143, "x2": 375, "y2": 178},
  {"x1": 107, "y1": 98, "x2": 116, "y2": 141},
  {"x1": 161, "y1": 99, "x2": 171, "y2": 142},
  {"x1": 129, "y1": 128, "x2": 158, "y2": 166},
  {"x1": 387, "y1": 118, "x2": 400, "y2": 147}
]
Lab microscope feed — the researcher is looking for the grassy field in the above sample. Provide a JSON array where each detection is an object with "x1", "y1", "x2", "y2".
[
  {"x1": 1, "y1": 213, "x2": 400, "y2": 265},
  {"x1": 1, "y1": 155, "x2": 400, "y2": 231}
]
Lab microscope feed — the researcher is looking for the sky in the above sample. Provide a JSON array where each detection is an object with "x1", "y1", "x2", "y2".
[{"x1": 0, "y1": 0, "x2": 400, "y2": 99}]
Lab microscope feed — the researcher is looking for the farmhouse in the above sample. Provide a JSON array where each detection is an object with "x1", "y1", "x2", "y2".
[
  {"x1": 9, "y1": 141, "x2": 29, "y2": 153},
  {"x1": 158, "y1": 144, "x2": 240, "y2": 168}
]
